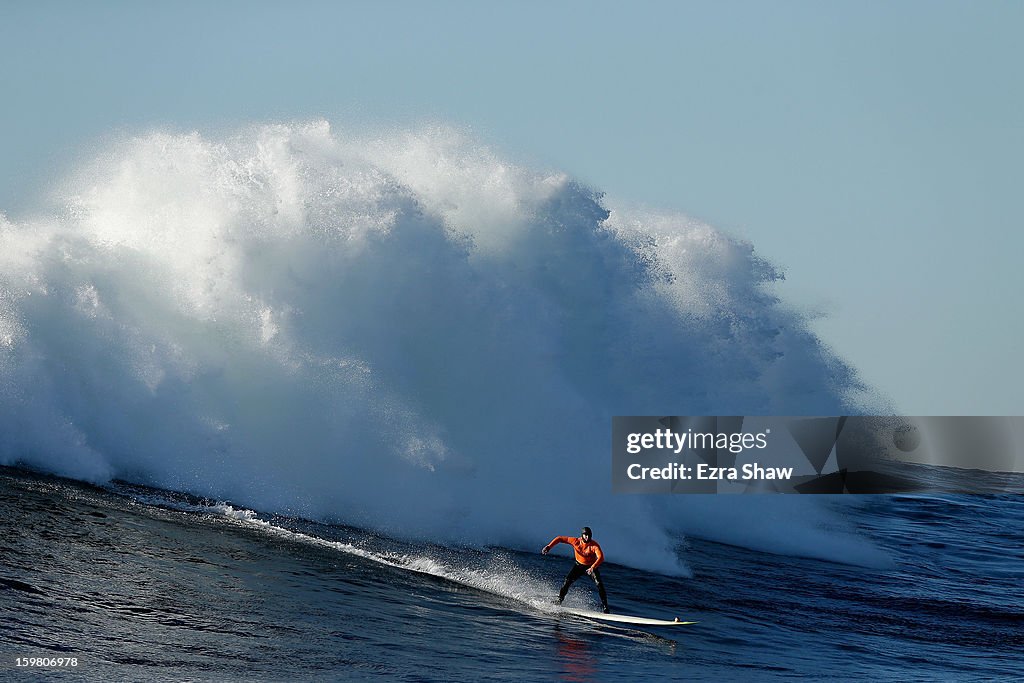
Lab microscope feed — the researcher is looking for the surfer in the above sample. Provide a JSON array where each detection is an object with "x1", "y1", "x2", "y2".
[{"x1": 542, "y1": 526, "x2": 610, "y2": 613}]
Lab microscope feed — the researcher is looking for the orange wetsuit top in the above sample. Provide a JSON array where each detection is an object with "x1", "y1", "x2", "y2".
[{"x1": 544, "y1": 536, "x2": 604, "y2": 569}]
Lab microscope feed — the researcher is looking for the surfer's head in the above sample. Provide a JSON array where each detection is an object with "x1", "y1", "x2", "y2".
[{"x1": 580, "y1": 527, "x2": 592, "y2": 541}]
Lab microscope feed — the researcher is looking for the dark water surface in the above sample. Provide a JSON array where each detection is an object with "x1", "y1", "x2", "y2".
[{"x1": 1, "y1": 467, "x2": 1022, "y2": 681}]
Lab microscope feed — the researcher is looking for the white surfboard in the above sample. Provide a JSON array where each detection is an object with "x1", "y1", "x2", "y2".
[{"x1": 561, "y1": 607, "x2": 696, "y2": 626}]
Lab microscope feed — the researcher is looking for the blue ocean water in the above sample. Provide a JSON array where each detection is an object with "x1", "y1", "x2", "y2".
[
  {"x1": 1, "y1": 123, "x2": 1021, "y2": 680},
  {"x1": 2, "y1": 467, "x2": 1022, "y2": 681}
]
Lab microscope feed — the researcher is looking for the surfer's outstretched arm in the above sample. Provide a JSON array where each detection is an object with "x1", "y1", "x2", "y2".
[{"x1": 541, "y1": 536, "x2": 570, "y2": 554}]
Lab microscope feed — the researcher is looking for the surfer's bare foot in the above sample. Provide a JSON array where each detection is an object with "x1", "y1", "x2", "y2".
[{"x1": 602, "y1": 606, "x2": 610, "y2": 614}]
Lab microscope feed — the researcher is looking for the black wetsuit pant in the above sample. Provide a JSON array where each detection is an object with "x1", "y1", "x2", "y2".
[{"x1": 559, "y1": 562, "x2": 608, "y2": 608}]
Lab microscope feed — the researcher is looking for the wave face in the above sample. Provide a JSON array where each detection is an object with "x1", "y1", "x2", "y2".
[{"x1": 0, "y1": 122, "x2": 874, "y2": 573}]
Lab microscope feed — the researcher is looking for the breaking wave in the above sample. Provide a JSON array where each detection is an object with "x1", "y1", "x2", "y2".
[{"x1": 0, "y1": 121, "x2": 881, "y2": 573}]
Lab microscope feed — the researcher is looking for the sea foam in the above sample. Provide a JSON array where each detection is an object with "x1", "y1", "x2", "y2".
[{"x1": 0, "y1": 122, "x2": 880, "y2": 573}]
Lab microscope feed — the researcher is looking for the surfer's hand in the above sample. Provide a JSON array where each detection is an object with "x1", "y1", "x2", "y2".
[
  {"x1": 586, "y1": 567, "x2": 594, "y2": 576},
  {"x1": 541, "y1": 547, "x2": 549, "y2": 555}
]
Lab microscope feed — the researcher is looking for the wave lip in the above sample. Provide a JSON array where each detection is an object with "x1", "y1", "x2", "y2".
[{"x1": 0, "y1": 122, "x2": 870, "y2": 572}]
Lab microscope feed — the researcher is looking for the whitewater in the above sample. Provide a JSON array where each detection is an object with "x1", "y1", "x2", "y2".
[{"x1": 0, "y1": 121, "x2": 883, "y2": 572}]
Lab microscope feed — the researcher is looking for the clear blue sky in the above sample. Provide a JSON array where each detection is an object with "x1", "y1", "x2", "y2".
[{"x1": 2, "y1": 0, "x2": 1021, "y2": 414}]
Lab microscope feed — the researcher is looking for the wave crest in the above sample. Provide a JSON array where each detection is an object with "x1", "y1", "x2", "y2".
[{"x1": 0, "y1": 122, "x2": 872, "y2": 572}]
